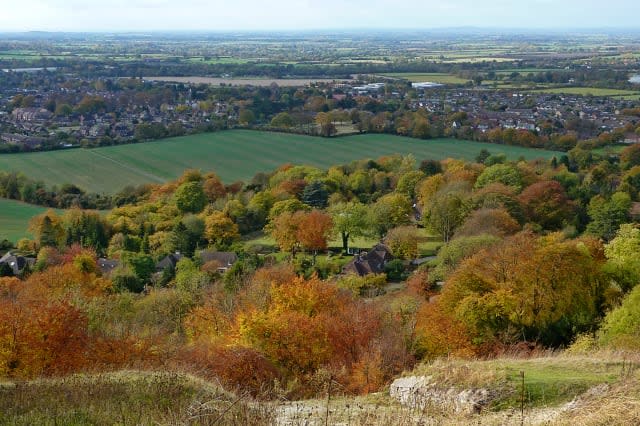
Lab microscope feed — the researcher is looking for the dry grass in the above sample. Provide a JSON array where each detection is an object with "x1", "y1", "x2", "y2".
[
  {"x1": 2, "y1": 352, "x2": 640, "y2": 425},
  {"x1": 0, "y1": 370, "x2": 274, "y2": 425}
]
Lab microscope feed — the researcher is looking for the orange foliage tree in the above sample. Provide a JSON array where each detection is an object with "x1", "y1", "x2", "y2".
[
  {"x1": 440, "y1": 232, "x2": 607, "y2": 346},
  {"x1": 296, "y1": 210, "x2": 333, "y2": 263}
]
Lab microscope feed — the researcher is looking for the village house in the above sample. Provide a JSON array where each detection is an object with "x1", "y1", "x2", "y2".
[
  {"x1": 198, "y1": 250, "x2": 238, "y2": 273},
  {"x1": 0, "y1": 252, "x2": 36, "y2": 276},
  {"x1": 342, "y1": 243, "x2": 393, "y2": 276}
]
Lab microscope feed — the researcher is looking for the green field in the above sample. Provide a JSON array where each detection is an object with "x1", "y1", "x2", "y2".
[
  {"x1": 0, "y1": 131, "x2": 561, "y2": 194},
  {"x1": 381, "y1": 73, "x2": 471, "y2": 84},
  {"x1": 531, "y1": 87, "x2": 640, "y2": 98},
  {"x1": 0, "y1": 199, "x2": 53, "y2": 242}
]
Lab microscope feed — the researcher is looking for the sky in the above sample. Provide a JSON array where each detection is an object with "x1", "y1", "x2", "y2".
[{"x1": 1, "y1": 0, "x2": 639, "y2": 32}]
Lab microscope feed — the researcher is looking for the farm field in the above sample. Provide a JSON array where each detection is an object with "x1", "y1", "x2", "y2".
[
  {"x1": 380, "y1": 72, "x2": 470, "y2": 84},
  {"x1": 0, "y1": 198, "x2": 55, "y2": 242},
  {"x1": 0, "y1": 130, "x2": 562, "y2": 194}
]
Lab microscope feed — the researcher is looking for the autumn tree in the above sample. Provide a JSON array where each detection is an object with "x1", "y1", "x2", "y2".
[
  {"x1": 454, "y1": 208, "x2": 520, "y2": 238},
  {"x1": 295, "y1": 210, "x2": 333, "y2": 263},
  {"x1": 315, "y1": 112, "x2": 336, "y2": 137},
  {"x1": 0, "y1": 299, "x2": 88, "y2": 378},
  {"x1": 29, "y1": 209, "x2": 65, "y2": 248},
  {"x1": 440, "y1": 232, "x2": 607, "y2": 346},
  {"x1": 202, "y1": 172, "x2": 226, "y2": 202},
  {"x1": 269, "y1": 211, "x2": 304, "y2": 256},
  {"x1": 518, "y1": 180, "x2": 576, "y2": 230},
  {"x1": 204, "y1": 211, "x2": 240, "y2": 249},
  {"x1": 385, "y1": 226, "x2": 418, "y2": 260}
]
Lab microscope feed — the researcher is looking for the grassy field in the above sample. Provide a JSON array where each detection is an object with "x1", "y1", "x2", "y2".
[
  {"x1": 381, "y1": 72, "x2": 470, "y2": 84},
  {"x1": 0, "y1": 371, "x2": 273, "y2": 425},
  {"x1": 0, "y1": 131, "x2": 561, "y2": 194},
  {"x1": 0, "y1": 199, "x2": 57, "y2": 242},
  {"x1": 531, "y1": 87, "x2": 640, "y2": 98}
]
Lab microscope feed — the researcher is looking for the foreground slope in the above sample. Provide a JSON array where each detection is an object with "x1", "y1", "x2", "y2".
[{"x1": 2, "y1": 353, "x2": 638, "y2": 425}]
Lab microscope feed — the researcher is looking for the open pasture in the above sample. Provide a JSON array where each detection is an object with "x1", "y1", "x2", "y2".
[
  {"x1": 381, "y1": 72, "x2": 470, "y2": 84},
  {"x1": 531, "y1": 87, "x2": 640, "y2": 97},
  {"x1": 0, "y1": 199, "x2": 57, "y2": 242}
]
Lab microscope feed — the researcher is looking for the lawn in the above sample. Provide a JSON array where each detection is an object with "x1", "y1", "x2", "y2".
[
  {"x1": 381, "y1": 73, "x2": 471, "y2": 84},
  {"x1": 0, "y1": 198, "x2": 55, "y2": 242},
  {"x1": 0, "y1": 130, "x2": 561, "y2": 194},
  {"x1": 412, "y1": 354, "x2": 628, "y2": 410}
]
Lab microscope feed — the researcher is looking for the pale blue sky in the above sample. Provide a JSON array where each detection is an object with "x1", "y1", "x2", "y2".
[{"x1": 1, "y1": 0, "x2": 638, "y2": 32}]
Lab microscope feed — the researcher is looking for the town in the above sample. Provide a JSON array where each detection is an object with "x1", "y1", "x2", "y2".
[{"x1": 1, "y1": 70, "x2": 639, "y2": 153}]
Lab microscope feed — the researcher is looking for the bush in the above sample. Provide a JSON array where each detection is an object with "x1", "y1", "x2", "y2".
[
  {"x1": 598, "y1": 285, "x2": 640, "y2": 350},
  {"x1": 384, "y1": 259, "x2": 406, "y2": 281},
  {"x1": 111, "y1": 267, "x2": 144, "y2": 293},
  {"x1": 336, "y1": 273, "x2": 387, "y2": 296}
]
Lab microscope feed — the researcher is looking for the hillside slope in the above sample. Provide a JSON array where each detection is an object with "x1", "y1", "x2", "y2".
[{"x1": 2, "y1": 353, "x2": 638, "y2": 425}]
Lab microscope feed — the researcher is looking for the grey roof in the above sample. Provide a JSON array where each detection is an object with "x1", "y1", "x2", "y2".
[
  {"x1": 342, "y1": 243, "x2": 393, "y2": 277},
  {"x1": 155, "y1": 253, "x2": 183, "y2": 271},
  {"x1": 199, "y1": 250, "x2": 238, "y2": 267},
  {"x1": 98, "y1": 258, "x2": 120, "y2": 275},
  {"x1": 0, "y1": 252, "x2": 34, "y2": 275}
]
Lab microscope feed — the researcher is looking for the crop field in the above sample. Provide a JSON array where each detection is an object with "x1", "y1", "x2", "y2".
[
  {"x1": 0, "y1": 198, "x2": 55, "y2": 242},
  {"x1": 380, "y1": 73, "x2": 470, "y2": 84},
  {"x1": 0, "y1": 131, "x2": 561, "y2": 195}
]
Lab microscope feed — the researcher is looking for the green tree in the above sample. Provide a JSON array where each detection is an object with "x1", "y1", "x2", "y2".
[
  {"x1": 396, "y1": 170, "x2": 426, "y2": 199},
  {"x1": 270, "y1": 112, "x2": 295, "y2": 128},
  {"x1": 476, "y1": 149, "x2": 491, "y2": 164},
  {"x1": 474, "y1": 164, "x2": 522, "y2": 191},
  {"x1": 598, "y1": 284, "x2": 640, "y2": 350},
  {"x1": 586, "y1": 192, "x2": 632, "y2": 241},
  {"x1": 301, "y1": 181, "x2": 328, "y2": 209},
  {"x1": 175, "y1": 181, "x2": 207, "y2": 213},
  {"x1": 604, "y1": 224, "x2": 640, "y2": 293},
  {"x1": 238, "y1": 109, "x2": 256, "y2": 125},
  {"x1": 368, "y1": 193, "x2": 413, "y2": 238},
  {"x1": 423, "y1": 188, "x2": 469, "y2": 243},
  {"x1": 175, "y1": 258, "x2": 209, "y2": 294},
  {"x1": 328, "y1": 201, "x2": 369, "y2": 253}
]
